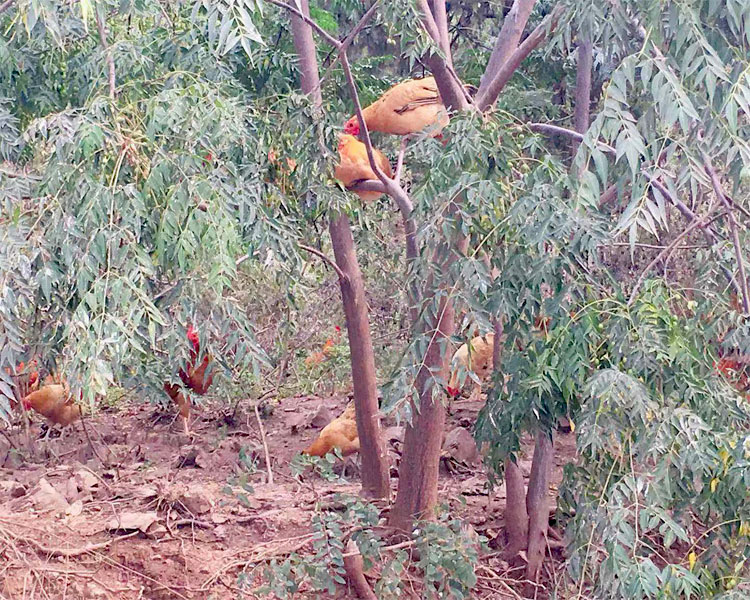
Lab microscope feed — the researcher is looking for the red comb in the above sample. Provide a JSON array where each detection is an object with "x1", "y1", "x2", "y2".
[{"x1": 446, "y1": 386, "x2": 460, "y2": 398}]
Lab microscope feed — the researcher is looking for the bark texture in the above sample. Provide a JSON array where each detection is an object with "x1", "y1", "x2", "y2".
[
  {"x1": 330, "y1": 215, "x2": 391, "y2": 499},
  {"x1": 525, "y1": 431, "x2": 553, "y2": 580},
  {"x1": 479, "y1": 0, "x2": 537, "y2": 96},
  {"x1": 389, "y1": 296, "x2": 454, "y2": 530},
  {"x1": 503, "y1": 457, "x2": 529, "y2": 558}
]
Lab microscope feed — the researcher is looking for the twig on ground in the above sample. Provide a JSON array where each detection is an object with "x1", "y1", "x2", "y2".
[
  {"x1": 0, "y1": 526, "x2": 138, "y2": 557},
  {"x1": 253, "y1": 399, "x2": 274, "y2": 485},
  {"x1": 79, "y1": 410, "x2": 108, "y2": 467}
]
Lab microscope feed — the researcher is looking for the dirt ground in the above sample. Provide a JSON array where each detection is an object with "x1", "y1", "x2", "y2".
[{"x1": 0, "y1": 392, "x2": 576, "y2": 600}]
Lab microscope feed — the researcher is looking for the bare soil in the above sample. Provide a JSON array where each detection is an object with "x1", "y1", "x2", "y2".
[{"x1": 0, "y1": 392, "x2": 576, "y2": 599}]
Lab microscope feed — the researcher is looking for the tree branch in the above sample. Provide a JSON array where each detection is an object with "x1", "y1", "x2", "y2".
[
  {"x1": 417, "y1": 0, "x2": 441, "y2": 44},
  {"x1": 702, "y1": 154, "x2": 750, "y2": 314},
  {"x1": 428, "y1": 0, "x2": 452, "y2": 64},
  {"x1": 643, "y1": 173, "x2": 720, "y2": 241},
  {"x1": 343, "y1": 540, "x2": 377, "y2": 600},
  {"x1": 475, "y1": 5, "x2": 563, "y2": 111},
  {"x1": 95, "y1": 9, "x2": 117, "y2": 99},
  {"x1": 268, "y1": 0, "x2": 342, "y2": 49},
  {"x1": 394, "y1": 137, "x2": 408, "y2": 185},
  {"x1": 522, "y1": 122, "x2": 616, "y2": 155},
  {"x1": 628, "y1": 207, "x2": 719, "y2": 306},
  {"x1": 642, "y1": 170, "x2": 742, "y2": 294},
  {"x1": 598, "y1": 183, "x2": 619, "y2": 208},
  {"x1": 0, "y1": 0, "x2": 14, "y2": 15},
  {"x1": 414, "y1": 1, "x2": 468, "y2": 111},
  {"x1": 478, "y1": 0, "x2": 538, "y2": 97},
  {"x1": 271, "y1": 0, "x2": 419, "y2": 268},
  {"x1": 338, "y1": 52, "x2": 414, "y2": 217},
  {"x1": 299, "y1": 244, "x2": 349, "y2": 282},
  {"x1": 317, "y1": 2, "x2": 381, "y2": 91}
]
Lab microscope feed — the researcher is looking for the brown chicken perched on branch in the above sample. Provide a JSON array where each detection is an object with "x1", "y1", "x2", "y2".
[
  {"x1": 343, "y1": 76, "x2": 449, "y2": 137},
  {"x1": 334, "y1": 135, "x2": 392, "y2": 201},
  {"x1": 303, "y1": 402, "x2": 359, "y2": 457},
  {"x1": 446, "y1": 333, "x2": 496, "y2": 400},
  {"x1": 22, "y1": 384, "x2": 82, "y2": 428},
  {"x1": 164, "y1": 324, "x2": 215, "y2": 435}
]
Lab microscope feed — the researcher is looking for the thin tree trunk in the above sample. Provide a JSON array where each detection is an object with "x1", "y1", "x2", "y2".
[
  {"x1": 288, "y1": 0, "x2": 390, "y2": 500},
  {"x1": 490, "y1": 316, "x2": 530, "y2": 559},
  {"x1": 330, "y1": 214, "x2": 391, "y2": 499},
  {"x1": 525, "y1": 430, "x2": 553, "y2": 581},
  {"x1": 503, "y1": 457, "x2": 528, "y2": 558},
  {"x1": 388, "y1": 1, "x2": 471, "y2": 531},
  {"x1": 389, "y1": 296, "x2": 454, "y2": 530}
]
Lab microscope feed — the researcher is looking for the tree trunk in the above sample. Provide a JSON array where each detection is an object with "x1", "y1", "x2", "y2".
[
  {"x1": 389, "y1": 295, "x2": 454, "y2": 530},
  {"x1": 503, "y1": 457, "x2": 529, "y2": 558},
  {"x1": 329, "y1": 214, "x2": 391, "y2": 499},
  {"x1": 525, "y1": 430, "x2": 553, "y2": 581},
  {"x1": 491, "y1": 318, "x2": 529, "y2": 559},
  {"x1": 478, "y1": 0, "x2": 537, "y2": 97},
  {"x1": 287, "y1": 0, "x2": 390, "y2": 500}
]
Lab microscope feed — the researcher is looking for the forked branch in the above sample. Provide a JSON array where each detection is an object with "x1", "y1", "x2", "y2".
[{"x1": 476, "y1": 5, "x2": 564, "y2": 110}]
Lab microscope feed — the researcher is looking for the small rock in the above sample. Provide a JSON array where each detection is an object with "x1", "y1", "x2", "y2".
[
  {"x1": 106, "y1": 511, "x2": 159, "y2": 533},
  {"x1": 64, "y1": 477, "x2": 79, "y2": 502},
  {"x1": 173, "y1": 446, "x2": 208, "y2": 469},
  {"x1": 31, "y1": 478, "x2": 70, "y2": 514},
  {"x1": 66, "y1": 499, "x2": 84, "y2": 517},
  {"x1": 0, "y1": 480, "x2": 26, "y2": 499},
  {"x1": 74, "y1": 469, "x2": 100, "y2": 493},
  {"x1": 382, "y1": 426, "x2": 404, "y2": 443},
  {"x1": 287, "y1": 412, "x2": 310, "y2": 433},
  {"x1": 131, "y1": 485, "x2": 158, "y2": 500},
  {"x1": 310, "y1": 405, "x2": 334, "y2": 428},
  {"x1": 443, "y1": 427, "x2": 480, "y2": 464},
  {"x1": 180, "y1": 485, "x2": 214, "y2": 515},
  {"x1": 83, "y1": 581, "x2": 110, "y2": 599}
]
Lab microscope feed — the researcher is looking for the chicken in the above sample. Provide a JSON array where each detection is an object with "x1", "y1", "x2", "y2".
[
  {"x1": 334, "y1": 135, "x2": 392, "y2": 201},
  {"x1": 304, "y1": 326, "x2": 342, "y2": 367},
  {"x1": 343, "y1": 77, "x2": 449, "y2": 137},
  {"x1": 446, "y1": 333, "x2": 496, "y2": 400},
  {"x1": 715, "y1": 356, "x2": 750, "y2": 399},
  {"x1": 22, "y1": 384, "x2": 82, "y2": 427},
  {"x1": 164, "y1": 325, "x2": 215, "y2": 435},
  {"x1": 303, "y1": 402, "x2": 359, "y2": 457},
  {"x1": 5, "y1": 360, "x2": 40, "y2": 409}
]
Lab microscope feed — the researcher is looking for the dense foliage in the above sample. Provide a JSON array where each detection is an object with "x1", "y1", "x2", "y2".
[{"x1": 1, "y1": 0, "x2": 749, "y2": 597}]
